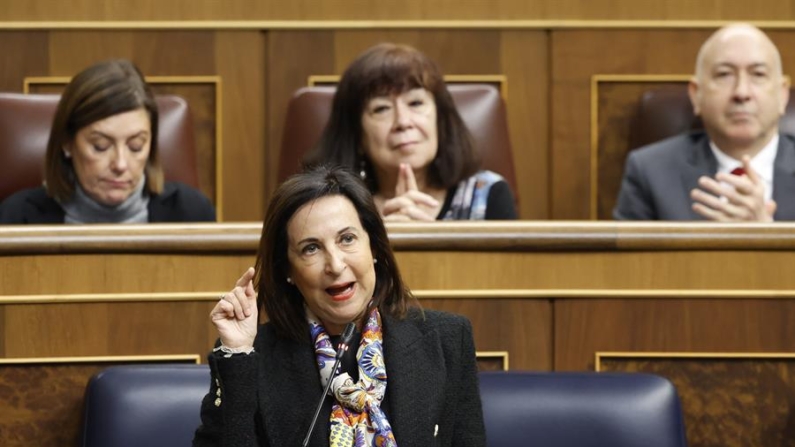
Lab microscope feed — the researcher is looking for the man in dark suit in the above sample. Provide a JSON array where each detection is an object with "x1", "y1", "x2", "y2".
[{"x1": 614, "y1": 24, "x2": 795, "y2": 221}]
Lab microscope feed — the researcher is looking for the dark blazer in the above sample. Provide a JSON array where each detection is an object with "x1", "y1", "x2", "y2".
[
  {"x1": 613, "y1": 132, "x2": 795, "y2": 220},
  {"x1": 0, "y1": 182, "x2": 216, "y2": 223},
  {"x1": 193, "y1": 309, "x2": 486, "y2": 447}
]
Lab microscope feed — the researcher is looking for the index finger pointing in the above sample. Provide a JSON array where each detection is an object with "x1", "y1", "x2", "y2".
[{"x1": 235, "y1": 267, "x2": 255, "y2": 288}]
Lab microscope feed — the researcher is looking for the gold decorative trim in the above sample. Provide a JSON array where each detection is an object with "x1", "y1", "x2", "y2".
[
  {"x1": 4, "y1": 288, "x2": 795, "y2": 304},
  {"x1": 594, "y1": 351, "x2": 795, "y2": 372},
  {"x1": 476, "y1": 350, "x2": 510, "y2": 370},
  {"x1": 589, "y1": 74, "x2": 693, "y2": 220},
  {"x1": 3, "y1": 20, "x2": 795, "y2": 31},
  {"x1": 22, "y1": 76, "x2": 225, "y2": 221},
  {"x1": 308, "y1": 74, "x2": 509, "y2": 98},
  {"x1": 0, "y1": 354, "x2": 201, "y2": 365}
]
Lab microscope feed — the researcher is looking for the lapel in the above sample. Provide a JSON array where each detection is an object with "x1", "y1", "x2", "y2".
[
  {"x1": 682, "y1": 134, "x2": 718, "y2": 220},
  {"x1": 382, "y1": 311, "x2": 446, "y2": 446},
  {"x1": 772, "y1": 134, "x2": 795, "y2": 220},
  {"x1": 258, "y1": 333, "x2": 330, "y2": 447}
]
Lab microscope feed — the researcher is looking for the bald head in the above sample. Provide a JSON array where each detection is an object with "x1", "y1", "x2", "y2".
[
  {"x1": 688, "y1": 23, "x2": 790, "y2": 157},
  {"x1": 695, "y1": 24, "x2": 783, "y2": 80}
]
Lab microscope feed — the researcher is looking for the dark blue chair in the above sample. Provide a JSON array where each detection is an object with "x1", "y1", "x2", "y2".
[
  {"x1": 81, "y1": 364, "x2": 210, "y2": 447},
  {"x1": 479, "y1": 371, "x2": 688, "y2": 447}
]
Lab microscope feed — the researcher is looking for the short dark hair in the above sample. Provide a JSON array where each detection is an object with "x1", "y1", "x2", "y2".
[
  {"x1": 305, "y1": 43, "x2": 480, "y2": 192},
  {"x1": 45, "y1": 59, "x2": 162, "y2": 202},
  {"x1": 255, "y1": 165, "x2": 416, "y2": 340}
]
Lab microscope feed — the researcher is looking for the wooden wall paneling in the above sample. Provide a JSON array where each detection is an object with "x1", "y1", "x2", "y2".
[
  {"x1": 598, "y1": 354, "x2": 795, "y2": 447},
  {"x1": 214, "y1": 31, "x2": 266, "y2": 221},
  {"x1": 3, "y1": 0, "x2": 795, "y2": 21},
  {"x1": 266, "y1": 31, "x2": 335, "y2": 204},
  {"x1": 396, "y1": 250, "x2": 795, "y2": 291},
  {"x1": 550, "y1": 29, "x2": 709, "y2": 219},
  {"x1": 593, "y1": 78, "x2": 689, "y2": 219},
  {"x1": 499, "y1": 31, "x2": 549, "y2": 219},
  {"x1": 554, "y1": 299, "x2": 795, "y2": 371},
  {"x1": 0, "y1": 32, "x2": 49, "y2": 91},
  {"x1": 420, "y1": 298, "x2": 552, "y2": 371},
  {"x1": 2, "y1": 301, "x2": 217, "y2": 357}
]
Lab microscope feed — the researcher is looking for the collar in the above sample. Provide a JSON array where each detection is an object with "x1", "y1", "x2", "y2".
[
  {"x1": 61, "y1": 176, "x2": 150, "y2": 224},
  {"x1": 709, "y1": 134, "x2": 777, "y2": 200}
]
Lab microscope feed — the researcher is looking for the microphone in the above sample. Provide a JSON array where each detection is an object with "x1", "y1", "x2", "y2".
[{"x1": 301, "y1": 322, "x2": 356, "y2": 447}]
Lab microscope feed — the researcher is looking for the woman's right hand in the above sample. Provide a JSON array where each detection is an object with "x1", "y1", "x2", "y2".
[{"x1": 210, "y1": 267, "x2": 258, "y2": 349}]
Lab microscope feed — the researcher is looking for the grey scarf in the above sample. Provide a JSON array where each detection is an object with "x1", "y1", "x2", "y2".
[{"x1": 61, "y1": 177, "x2": 149, "y2": 224}]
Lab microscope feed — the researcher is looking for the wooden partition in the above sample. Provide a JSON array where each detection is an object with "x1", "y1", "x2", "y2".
[{"x1": 3, "y1": 223, "x2": 795, "y2": 446}]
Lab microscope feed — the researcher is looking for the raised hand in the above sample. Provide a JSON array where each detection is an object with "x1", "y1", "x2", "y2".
[
  {"x1": 381, "y1": 163, "x2": 440, "y2": 221},
  {"x1": 691, "y1": 155, "x2": 776, "y2": 222},
  {"x1": 210, "y1": 267, "x2": 259, "y2": 349}
]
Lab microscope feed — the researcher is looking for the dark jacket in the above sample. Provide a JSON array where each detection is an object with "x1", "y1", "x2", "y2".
[
  {"x1": 193, "y1": 309, "x2": 486, "y2": 447},
  {"x1": 613, "y1": 132, "x2": 795, "y2": 220},
  {"x1": 0, "y1": 182, "x2": 215, "y2": 223}
]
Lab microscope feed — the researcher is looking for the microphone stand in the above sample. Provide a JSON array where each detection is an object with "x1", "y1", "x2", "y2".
[{"x1": 301, "y1": 322, "x2": 356, "y2": 447}]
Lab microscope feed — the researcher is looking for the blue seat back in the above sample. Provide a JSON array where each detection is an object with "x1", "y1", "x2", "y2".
[
  {"x1": 81, "y1": 364, "x2": 209, "y2": 447},
  {"x1": 479, "y1": 371, "x2": 688, "y2": 447}
]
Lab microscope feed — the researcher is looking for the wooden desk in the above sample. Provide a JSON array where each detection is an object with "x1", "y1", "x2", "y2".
[{"x1": 2, "y1": 222, "x2": 795, "y2": 446}]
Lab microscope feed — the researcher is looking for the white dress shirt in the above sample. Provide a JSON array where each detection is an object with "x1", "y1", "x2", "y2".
[{"x1": 709, "y1": 134, "x2": 778, "y2": 203}]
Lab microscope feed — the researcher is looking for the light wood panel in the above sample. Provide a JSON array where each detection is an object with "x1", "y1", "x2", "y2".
[
  {"x1": 555, "y1": 299, "x2": 795, "y2": 371},
  {"x1": 1, "y1": 222, "x2": 795, "y2": 447},
  {"x1": 2, "y1": 0, "x2": 795, "y2": 21}
]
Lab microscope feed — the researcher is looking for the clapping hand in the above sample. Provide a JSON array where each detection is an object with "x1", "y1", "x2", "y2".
[{"x1": 691, "y1": 155, "x2": 776, "y2": 222}]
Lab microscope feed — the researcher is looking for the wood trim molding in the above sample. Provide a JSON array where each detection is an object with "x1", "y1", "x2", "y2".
[
  {"x1": 4, "y1": 288, "x2": 795, "y2": 305},
  {"x1": 4, "y1": 20, "x2": 795, "y2": 31},
  {"x1": 5, "y1": 222, "x2": 795, "y2": 253},
  {"x1": 476, "y1": 351, "x2": 510, "y2": 371},
  {"x1": 0, "y1": 354, "x2": 201, "y2": 364}
]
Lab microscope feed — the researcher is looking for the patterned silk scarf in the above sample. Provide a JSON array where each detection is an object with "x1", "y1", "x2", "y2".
[{"x1": 309, "y1": 307, "x2": 398, "y2": 447}]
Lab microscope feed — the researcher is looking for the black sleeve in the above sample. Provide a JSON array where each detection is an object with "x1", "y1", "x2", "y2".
[
  {"x1": 613, "y1": 152, "x2": 656, "y2": 220},
  {"x1": 193, "y1": 352, "x2": 264, "y2": 447},
  {"x1": 450, "y1": 317, "x2": 487, "y2": 446},
  {"x1": 484, "y1": 181, "x2": 518, "y2": 220}
]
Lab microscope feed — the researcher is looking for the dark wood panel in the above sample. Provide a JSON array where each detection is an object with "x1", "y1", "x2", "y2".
[
  {"x1": 600, "y1": 356, "x2": 795, "y2": 447},
  {"x1": 421, "y1": 298, "x2": 552, "y2": 371},
  {"x1": 596, "y1": 80, "x2": 686, "y2": 219},
  {"x1": 555, "y1": 299, "x2": 795, "y2": 371},
  {"x1": 0, "y1": 31, "x2": 49, "y2": 91},
  {"x1": 214, "y1": 31, "x2": 266, "y2": 221},
  {"x1": 500, "y1": 31, "x2": 549, "y2": 218},
  {"x1": 266, "y1": 31, "x2": 335, "y2": 202},
  {"x1": 550, "y1": 29, "x2": 708, "y2": 219},
  {"x1": 0, "y1": 358, "x2": 198, "y2": 447}
]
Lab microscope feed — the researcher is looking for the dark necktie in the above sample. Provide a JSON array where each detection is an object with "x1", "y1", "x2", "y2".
[{"x1": 731, "y1": 167, "x2": 746, "y2": 176}]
